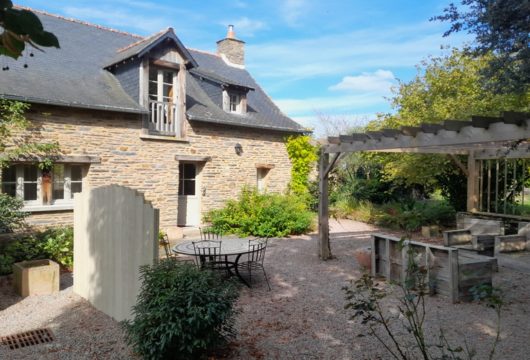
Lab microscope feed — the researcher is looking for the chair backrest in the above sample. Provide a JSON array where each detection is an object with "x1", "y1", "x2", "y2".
[
  {"x1": 200, "y1": 227, "x2": 222, "y2": 241},
  {"x1": 160, "y1": 234, "x2": 173, "y2": 259},
  {"x1": 192, "y1": 240, "x2": 222, "y2": 258},
  {"x1": 248, "y1": 238, "x2": 268, "y2": 264}
]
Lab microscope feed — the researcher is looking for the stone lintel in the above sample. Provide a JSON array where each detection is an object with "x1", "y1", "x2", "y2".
[{"x1": 175, "y1": 155, "x2": 212, "y2": 162}]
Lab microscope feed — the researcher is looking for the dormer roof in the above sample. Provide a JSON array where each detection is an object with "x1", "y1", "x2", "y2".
[{"x1": 105, "y1": 28, "x2": 198, "y2": 69}]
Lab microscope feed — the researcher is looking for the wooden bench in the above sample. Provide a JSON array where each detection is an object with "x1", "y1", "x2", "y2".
[{"x1": 371, "y1": 234, "x2": 494, "y2": 303}]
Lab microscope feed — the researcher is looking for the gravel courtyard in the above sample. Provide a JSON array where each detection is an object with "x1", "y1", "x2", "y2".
[{"x1": 1, "y1": 219, "x2": 530, "y2": 359}]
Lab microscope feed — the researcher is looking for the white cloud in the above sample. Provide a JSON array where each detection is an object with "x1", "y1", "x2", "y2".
[
  {"x1": 221, "y1": 17, "x2": 267, "y2": 37},
  {"x1": 247, "y1": 21, "x2": 470, "y2": 80},
  {"x1": 329, "y1": 70, "x2": 396, "y2": 94},
  {"x1": 274, "y1": 92, "x2": 388, "y2": 115},
  {"x1": 280, "y1": 0, "x2": 309, "y2": 26}
]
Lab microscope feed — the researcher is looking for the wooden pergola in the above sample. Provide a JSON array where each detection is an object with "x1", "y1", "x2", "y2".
[{"x1": 318, "y1": 111, "x2": 530, "y2": 260}]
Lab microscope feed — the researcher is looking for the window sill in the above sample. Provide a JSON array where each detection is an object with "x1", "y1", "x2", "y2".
[
  {"x1": 23, "y1": 204, "x2": 74, "y2": 213},
  {"x1": 140, "y1": 134, "x2": 189, "y2": 143}
]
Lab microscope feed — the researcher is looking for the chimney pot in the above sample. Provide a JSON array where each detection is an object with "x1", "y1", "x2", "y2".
[{"x1": 227, "y1": 24, "x2": 235, "y2": 39}]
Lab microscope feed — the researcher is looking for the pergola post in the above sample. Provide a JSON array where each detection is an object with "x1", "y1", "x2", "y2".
[
  {"x1": 318, "y1": 149, "x2": 332, "y2": 260},
  {"x1": 467, "y1": 151, "x2": 479, "y2": 212}
]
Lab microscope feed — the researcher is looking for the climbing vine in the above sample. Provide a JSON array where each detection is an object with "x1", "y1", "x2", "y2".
[{"x1": 285, "y1": 135, "x2": 318, "y2": 197}]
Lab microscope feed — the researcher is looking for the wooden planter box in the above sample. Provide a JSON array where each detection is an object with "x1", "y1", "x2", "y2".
[{"x1": 13, "y1": 259, "x2": 60, "y2": 297}]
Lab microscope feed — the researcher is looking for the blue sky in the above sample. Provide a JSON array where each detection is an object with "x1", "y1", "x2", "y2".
[{"x1": 19, "y1": 0, "x2": 470, "y2": 135}]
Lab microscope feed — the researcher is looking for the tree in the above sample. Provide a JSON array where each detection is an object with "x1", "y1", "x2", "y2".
[
  {"x1": 433, "y1": 0, "x2": 530, "y2": 93},
  {"x1": 0, "y1": 1, "x2": 59, "y2": 59},
  {"x1": 364, "y1": 49, "x2": 529, "y2": 209}
]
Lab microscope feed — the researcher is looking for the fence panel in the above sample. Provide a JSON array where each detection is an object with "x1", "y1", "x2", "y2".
[{"x1": 73, "y1": 185, "x2": 159, "y2": 321}]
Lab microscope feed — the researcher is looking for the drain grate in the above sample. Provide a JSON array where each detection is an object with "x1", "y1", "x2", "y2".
[{"x1": 0, "y1": 328, "x2": 54, "y2": 349}]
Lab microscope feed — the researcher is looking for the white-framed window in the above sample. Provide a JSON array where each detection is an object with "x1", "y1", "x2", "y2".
[
  {"x1": 223, "y1": 90, "x2": 246, "y2": 114},
  {"x1": 178, "y1": 163, "x2": 196, "y2": 196},
  {"x1": 0, "y1": 163, "x2": 85, "y2": 208},
  {"x1": 229, "y1": 93, "x2": 241, "y2": 113},
  {"x1": 148, "y1": 68, "x2": 176, "y2": 103}
]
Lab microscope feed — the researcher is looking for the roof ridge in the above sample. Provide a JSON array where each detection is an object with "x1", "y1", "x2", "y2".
[
  {"x1": 187, "y1": 47, "x2": 220, "y2": 57},
  {"x1": 116, "y1": 28, "x2": 171, "y2": 53},
  {"x1": 15, "y1": 6, "x2": 144, "y2": 39}
]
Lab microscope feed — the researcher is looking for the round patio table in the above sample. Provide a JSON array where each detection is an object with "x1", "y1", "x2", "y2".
[{"x1": 172, "y1": 237, "x2": 255, "y2": 287}]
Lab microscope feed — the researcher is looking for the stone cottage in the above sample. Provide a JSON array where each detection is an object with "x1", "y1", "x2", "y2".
[{"x1": 0, "y1": 10, "x2": 306, "y2": 235}]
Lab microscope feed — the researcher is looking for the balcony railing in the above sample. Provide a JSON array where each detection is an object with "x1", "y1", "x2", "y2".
[{"x1": 146, "y1": 100, "x2": 180, "y2": 137}]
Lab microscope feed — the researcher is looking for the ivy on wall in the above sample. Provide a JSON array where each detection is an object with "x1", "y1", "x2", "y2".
[{"x1": 285, "y1": 135, "x2": 318, "y2": 197}]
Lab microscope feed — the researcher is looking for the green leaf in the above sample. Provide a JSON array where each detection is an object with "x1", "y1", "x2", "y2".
[
  {"x1": 3, "y1": 9, "x2": 44, "y2": 36},
  {"x1": 30, "y1": 30, "x2": 60, "y2": 48}
]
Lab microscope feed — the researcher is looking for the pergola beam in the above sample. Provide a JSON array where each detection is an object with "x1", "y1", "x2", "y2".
[{"x1": 324, "y1": 120, "x2": 530, "y2": 154}]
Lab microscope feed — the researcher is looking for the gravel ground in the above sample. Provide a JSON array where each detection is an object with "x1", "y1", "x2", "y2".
[{"x1": 1, "y1": 219, "x2": 530, "y2": 359}]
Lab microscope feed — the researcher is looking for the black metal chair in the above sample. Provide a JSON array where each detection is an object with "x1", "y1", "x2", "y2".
[
  {"x1": 192, "y1": 239, "x2": 227, "y2": 272},
  {"x1": 237, "y1": 238, "x2": 271, "y2": 290},
  {"x1": 160, "y1": 234, "x2": 194, "y2": 265}
]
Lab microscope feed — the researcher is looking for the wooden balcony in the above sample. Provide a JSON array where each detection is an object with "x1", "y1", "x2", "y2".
[{"x1": 145, "y1": 100, "x2": 181, "y2": 137}]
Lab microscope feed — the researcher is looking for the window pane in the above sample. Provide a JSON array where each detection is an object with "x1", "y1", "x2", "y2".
[
  {"x1": 24, "y1": 165, "x2": 37, "y2": 181},
  {"x1": 71, "y1": 183, "x2": 82, "y2": 198},
  {"x1": 149, "y1": 82, "x2": 157, "y2": 97},
  {"x1": 71, "y1": 166, "x2": 82, "y2": 181},
  {"x1": 163, "y1": 84, "x2": 173, "y2": 98},
  {"x1": 2, "y1": 166, "x2": 16, "y2": 182},
  {"x1": 163, "y1": 71, "x2": 173, "y2": 84},
  {"x1": 2, "y1": 183, "x2": 16, "y2": 197},
  {"x1": 53, "y1": 164, "x2": 64, "y2": 179},
  {"x1": 183, "y1": 164, "x2": 196, "y2": 179},
  {"x1": 149, "y1": 68, "x2": 157, "y2": 82},
  {"x1": 24, "y1": 183, "x2": 37, "y2": 201},
  {"x1": 53, "y1": 182, "x2": 64, "y2": 200},
  {"x1": 184, "y1": 180, "x2": 195, "y2": 195}
]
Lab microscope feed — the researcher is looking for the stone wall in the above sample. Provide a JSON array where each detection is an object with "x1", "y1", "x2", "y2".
[{"x1": 6, "y1": 105, "x2": 293, "y2": 232}]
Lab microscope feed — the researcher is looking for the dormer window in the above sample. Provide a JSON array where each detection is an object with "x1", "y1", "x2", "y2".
[
  {"x1": 146, "y1": 66, "x2": 182, "y2": 136},
  {"x1": 223, "y1": 89, "x2": 246, "y2": 114},
  {"x1": 229, "y1": 93, "x2": 241, "y2": 113}
]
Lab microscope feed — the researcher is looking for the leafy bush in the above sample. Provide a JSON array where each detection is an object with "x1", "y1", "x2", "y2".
[
  {"x1": 0, "y1": 226, "x2": 73, "y2": 275},
  {"x1": 376, "y1": 200, "x2": 455, "y2": 231},
  {"x1": 38, "y1": 226, "x2": 74, "y2": 269},
  {"x1": 0, "y1": 193, "x2": 27, "y2": 232},
  {"x1": 123, "y1": 260, "x2": 239, "y2": 360},
  {"x1": 206, "y1": 187, "x2": 314, "y2": 237},
  {"x1": 331, "y1": 199, "x2": 379, "y2": 224}
]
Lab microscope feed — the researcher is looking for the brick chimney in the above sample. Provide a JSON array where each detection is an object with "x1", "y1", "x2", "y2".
[{"x1": 217, "y1": 25, "x2": 245, "y2": 67}]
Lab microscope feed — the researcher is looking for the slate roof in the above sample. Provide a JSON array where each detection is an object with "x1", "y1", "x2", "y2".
[{"x1": 0, "y1": 9, "x2": 305, "y2": 133}]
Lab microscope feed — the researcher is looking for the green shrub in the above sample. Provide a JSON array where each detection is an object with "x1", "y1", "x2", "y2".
[
  {"x1": 123, "y1": 260, "x2": 239, "y2": 360},
  {"x1": 0, "y1": 226, "x2": 73, "y2": 275},
  {"x1": 38, "y1": 226, "x2": 74, "y2": 269},
  {"x1": 206, "y1": 187, "x2": 314, "y2": 237},
  {"x1": 0, "y1": 193, "x2": 27, "y2": 232},
  {"x1": 376, "y1": 200, "x2": 456, "y2": 231},
  {"x1": 0, "y1": 253, "x2": 14, "y2": 275}
]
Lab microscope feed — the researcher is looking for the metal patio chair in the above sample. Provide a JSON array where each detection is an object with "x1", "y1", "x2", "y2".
[
  {"x1": 160, "y1": 234, "x2": 194, "y2": 265},
  {"x1": 192, "y1": 240, "x2": 229, "y2": 273},
  {"x1": 237, "y1": 237, "x2": 271, "y2": 290}
]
